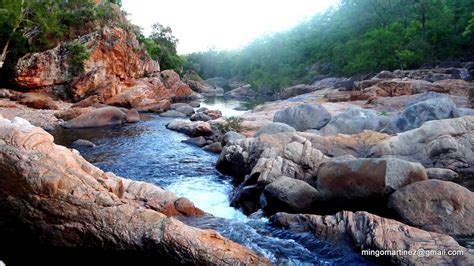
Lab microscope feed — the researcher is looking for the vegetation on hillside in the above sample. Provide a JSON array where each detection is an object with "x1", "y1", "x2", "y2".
[
  {"x1": 184, "y1": 0, "x2": 474, "y2": 91},
  {"x1": 139, "y1": 23, "x2": 183, "y2": 74}
]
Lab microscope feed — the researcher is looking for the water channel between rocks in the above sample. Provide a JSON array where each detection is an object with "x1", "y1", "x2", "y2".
[{"x1": 52, "y1": 97, "x2": 373, "y2": 265}]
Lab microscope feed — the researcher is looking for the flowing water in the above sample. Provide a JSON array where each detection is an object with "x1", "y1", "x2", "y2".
[{"x1": 52, "y1": 98, "x2": 374, "y2": 265}]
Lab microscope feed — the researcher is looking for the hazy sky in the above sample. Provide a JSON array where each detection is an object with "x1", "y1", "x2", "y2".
[{"x1": 122, "y1": 0, "x2": 338, "y2": 54}]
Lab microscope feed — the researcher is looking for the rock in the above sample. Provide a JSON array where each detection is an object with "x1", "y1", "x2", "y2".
[
  {"x1": 319, "y1": 107, "x2": 389, "y2": 135},
  {"x1": 189, "y1": 101, "x2": 200, "y2": 108},
  {"x1": 316, "y1": 158, "x2": 427, "y2": 201},
  {"x1": 18, "y1": 93, "x2": 59, "y2": 110},
  {"x1": 202, "y1": 109, "x2": 222, "y2": 120},
  {"x1": 205, "y1": 77, "x2": 228, "y2": 89},
  {"x1": 196, "y1": 107, "x2": 208, "y2": 112},
  {"x1": 171, "y1": 103, "x2": 192, "y2": 110},
  {"x1": 374, "y1": 70, "x2": 395, "y2": 79},
  {"x1": 159, "y1": 110, "x2": 186, "y2": 117},
  {"x1": 184, "y1": 71, "x2": 224, "y2": 96},
  {"x1": 362, "y1": 79, "x2": 444, "y2": 98},
  {"x1": 0, "y1": 88, "x2": 21, "y2": 99},
  {"x1": 234, "y1": 106, "x2": 248, "y2": 111},
  {"x1": 175, "y1": 105, "x2": 195, "y2": 116},
  {"x1": 383, "y1": 97, "x2": 459, "y2": 133},
  {"x1": 54, "y1": 107, "x2": 93, "y2": 121},
  {"x1": 325, "y1": 91, "x2": 351, "y2": 102},
  {"x1": 190, "y1": 113, "x2": 212, "y2": 122},
  {"x1": 270, "y1": 211, "x2": 474, "y2": 265},
  {"x1": 217, "y1": 130, "x2": 389, "y2": 179},
  {"x1": 388, "y1": 180, "x2": 474, "y2": 237},
  {"x1": 222, "y1": 131, "x2": 244, "y2": 146},
  {"x1": 426, "y1": 168, "x2": 459, "y2": 181},
  {"x1": 279, "y1": 84, "x2": 319, "y2": 100},
  {"x1": 182, "y1": 136, "x2": 207, "y2": 147},
  {"x1": 393, "y1": 67, "x2": 471, "y2": 81},
  {"x1": 370, "y1": 116, "x2": 474, "y2": 172},
  {"x1": 71, "y1": 95, "x2": 102, "y2": 108},
  {"x1": 254, "y1": 122, "x2": 296, "y2": 137},
  {"x1": 230, "y1": 184, "x2": 262, "y2": 214},
  {"x1": 224, "y1": 85, "x2": 256, "y2": 99},
  {"x1": 261, "y1": 176, "x2": 321, "y2": 214},
  {"x1": 354, "y1": 78, "x2": 382, "y2": 91},
  {"x1": 458, "y1": 108, "x2": 474, "y2": 117},
  {"x1": 203, "y1": 142, "x2": 223, "y2": 153},
  {"x1": 162, "y1": 70, "x2": 199, "y2": 102},
  {"x1": 470, "y1": 84, "x2": 474, "y2": 108},
  {"x1": 72, "y1": 139, "x2": 96, "y2": 148},
  {"x1": 62, "y1": 106, "x2": 126, "y2": 128},
  {"x1": 0, "y1": 116, "x2": 266, "y2": 265},
  {"x1": 105, "y1": 77, "x2": 184, "y2": 108},
  {"x1": 16, "y1": 27, "x2": 159, "y2": 96},
  {"x1": 434, "y1": 79, "x2": 471, "y2": 97},
  {"x1": 166, "y1": 119, "x2": 213, "y2": 137},
  {"x1": 311, "y1": 77, "x2": 349, "y2": 89},
  {"x1": 125, "y1": 109, "x2": 140, "y2": 123},
  {"x1": 273, "y1": 104, "x2": 331, "y2": 131},
  {"x1": 135, "y1": 99, "x2": 171, "y2": 113}
]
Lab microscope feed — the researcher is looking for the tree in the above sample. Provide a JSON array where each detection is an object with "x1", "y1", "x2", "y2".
[
  {"x1": 143, "y1": 22, "x2": 183, "y2": 74},
  {"x1": 0, "y1": 0, "x2": 26, "y2": 68}
]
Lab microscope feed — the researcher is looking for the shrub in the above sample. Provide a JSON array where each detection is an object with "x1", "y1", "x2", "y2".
[
  {"x1": 68, "y1": 41, "x2": 90, "y2": 75},
  {"x1": 217, "y1": 116, "x2": 243, "y2": 133}
]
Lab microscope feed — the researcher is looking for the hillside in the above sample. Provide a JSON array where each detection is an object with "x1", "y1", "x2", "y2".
[{"x1": 184, "y1": 0, "x2": 474, "y2": 90}]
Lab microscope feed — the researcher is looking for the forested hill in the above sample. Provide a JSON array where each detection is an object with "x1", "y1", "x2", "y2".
[{"x1": 184, "y1": 0, "x2": 474, "y2": 91}]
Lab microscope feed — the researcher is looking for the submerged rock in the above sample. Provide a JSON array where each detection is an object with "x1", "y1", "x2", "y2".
[
  {"x1": 0, "y1": 116, "x2": 267, "y2": 264},
  {"x1": 125, "y1": 109, "x2": 140, "y2": 123},
  {"x1": 388, "y1": 180, "x2": 474, "y2": 237},
  {"x1": 72, "y1": 139, "x2": 96, "y2": 148},
  {"x1": 166, "y1": 119, "x2": 213, "y2": 137},
  {"x1": 270, "y1": 211, "x2": 474, "y2": 265}
]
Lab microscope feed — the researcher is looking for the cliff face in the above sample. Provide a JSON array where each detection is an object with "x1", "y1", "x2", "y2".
[{"x1": 14, "y1": 27, "x2": 194, "y2": 107}]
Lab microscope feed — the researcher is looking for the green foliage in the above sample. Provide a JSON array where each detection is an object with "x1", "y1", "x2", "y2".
[
  {"x1": 184, "y1": 0, "x2": 474, "y2": 91},
  {"x1": 217, "y1": 116, "x2": 244, "y2": 133},
  {"x1": 68, "y1": 41, "x2": 90, "y2": 75},
  {"x1": 140, "y1": 23, "x2": 183, "y2": 74},
  {"x1": 378, "y1": 110, "x2": 390, "y2": 116}
]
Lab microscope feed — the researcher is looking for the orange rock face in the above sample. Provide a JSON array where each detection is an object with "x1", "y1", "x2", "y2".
[{"x1": 14, "y1": 27, "x2": 195, "y2": 107}]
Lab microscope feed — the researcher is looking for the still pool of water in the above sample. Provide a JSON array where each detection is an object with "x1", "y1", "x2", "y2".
[{"x1": 52, "y1": 110, "x2": 374, "y2": 265}]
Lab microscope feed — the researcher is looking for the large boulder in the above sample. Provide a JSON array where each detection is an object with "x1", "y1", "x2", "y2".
[
  {"x1": 190, "y1": 112, "x2": 212, "y2": 122},
  {"x1": 273, "y1": 104, "x2": 331, "y2": 131},
  {"x1": 175, "y1": 105, "x2": 195, "y2": 116},
  {"x1": 0, "y1": 116, "x2": 266, "y2": 264},
  {"x1": 16, "y1": 27, "x2": 159, "y2": 96},
  {"x1": 125, "y1": 109, "x2": 140, "y2": 123},
  {"x1": 383, "y1": 97, "x2": 459, "y2": 133},
  {"x1": 316, "y1": 158, "x2": 427, "y2": 201},
  {"x1": 62, "y1": 106, "x2": 126, "y2": 128},
  {"x1": 254, "y1": 122, "x2": 296, "y2": 137},
  {"x1": 388, "y1": 180, "x2": 474, "y2": 237},
  {"x1": 370, "y1": 116, "x2": 474, "y2": 172},
  {"x1": 260, "y1": 176, "x2": 321, "y2": 214},
  {"x1": 279, "y1": 84, "x2": 319, "y2": 100},
  {"x1": 166, "y1": 119, "x2": 213, "y2": 137},
  {"x1": 319, "y1": 107, "x2": 389, "y2": 135},
  {"x1": 159, "y1": 110, "x2": 186, "y2": 117},
  {"x1": 271, "y1": 211, "x2": 474, "y2": 265}
]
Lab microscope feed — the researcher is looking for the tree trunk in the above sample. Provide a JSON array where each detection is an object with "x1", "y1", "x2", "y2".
[{"x1": 0, "y1": 0, "x2": 25, "y2": 69}]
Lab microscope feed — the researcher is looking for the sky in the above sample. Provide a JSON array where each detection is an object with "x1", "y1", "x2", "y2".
[{"x1": 122, "y1": 0, "x2": 338, "y2": 54}]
